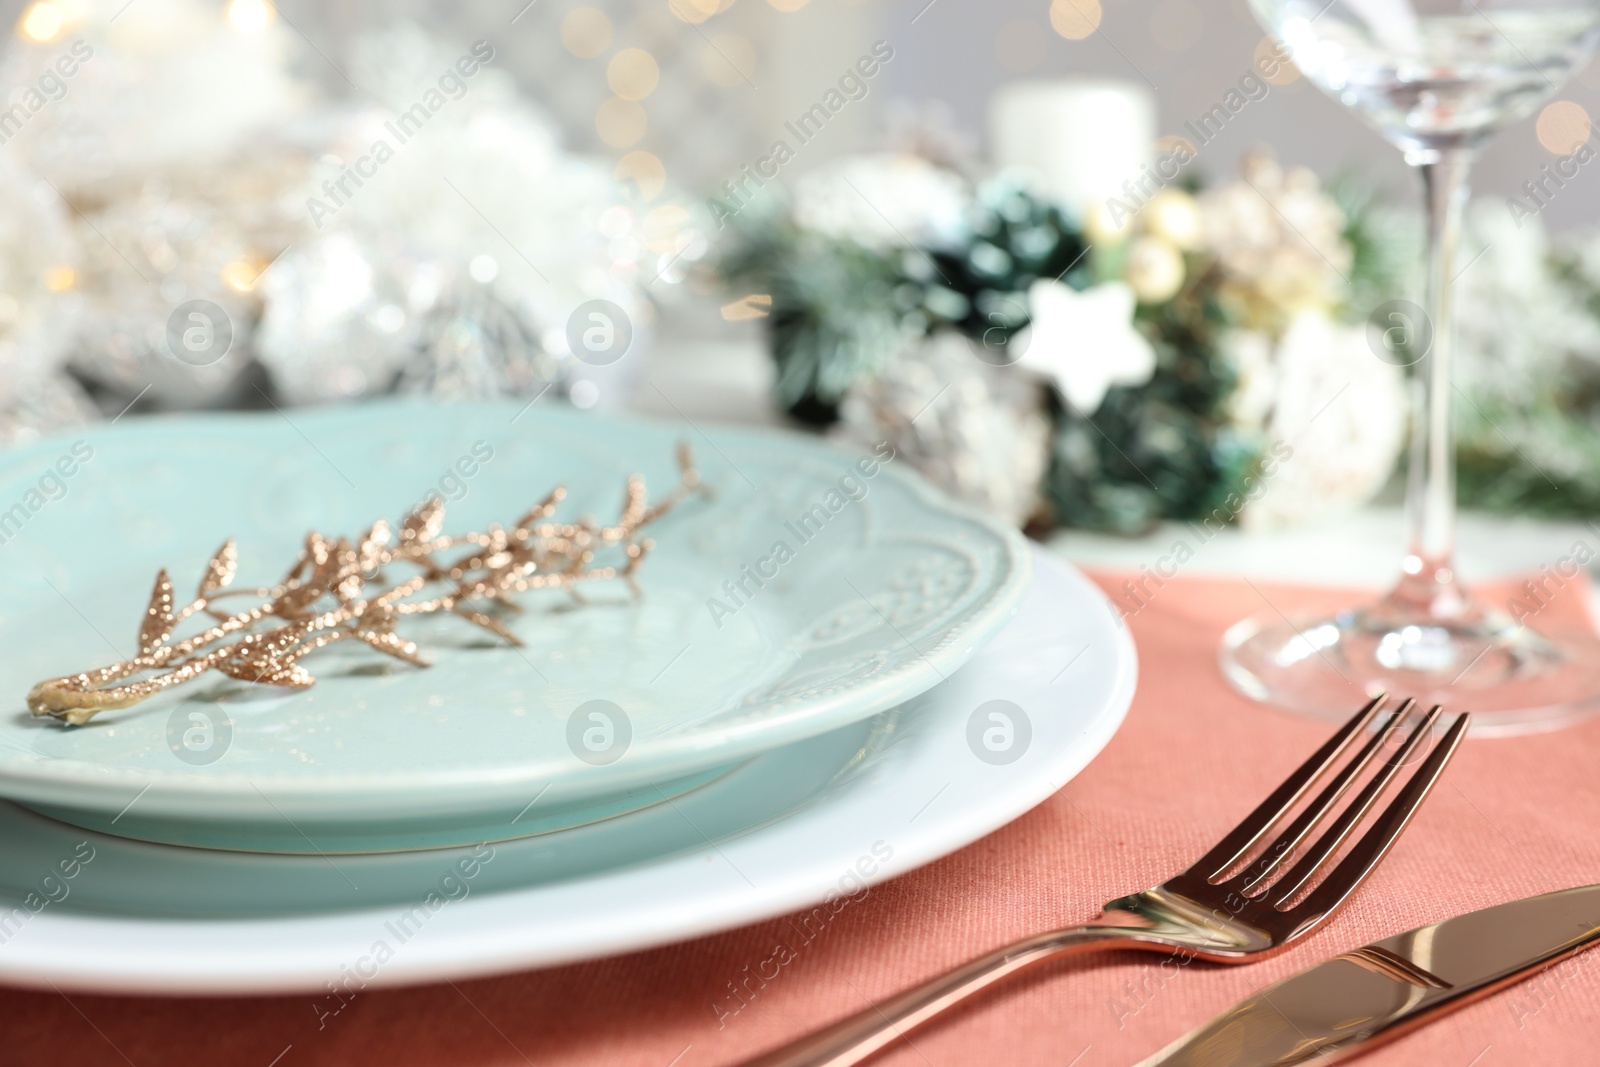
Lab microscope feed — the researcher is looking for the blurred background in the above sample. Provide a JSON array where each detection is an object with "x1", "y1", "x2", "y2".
[
  {"x1": 3, "y1": 0, "x2": 1600, "y2": 543},
  {"x1": 0, "y1": 0, "x2": 1588, "y2": 220}
]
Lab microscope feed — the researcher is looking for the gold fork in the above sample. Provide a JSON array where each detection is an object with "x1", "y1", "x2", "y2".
[{"x1": 738, "y1": 695, "x2": 1469, "y2": 1067}]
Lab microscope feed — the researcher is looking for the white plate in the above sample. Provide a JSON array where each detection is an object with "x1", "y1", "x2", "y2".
[{"x1": 0, "y1": 548, "x2": 1133, "y2": 994}]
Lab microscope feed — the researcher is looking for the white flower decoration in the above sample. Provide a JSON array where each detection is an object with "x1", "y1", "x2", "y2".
[
  {"x1": 1238, "y1": 309, "x2": 1406, "y2": 530},
  {"x1": 1016, "y1": 280, "x2": 1157, "y2": 414}
]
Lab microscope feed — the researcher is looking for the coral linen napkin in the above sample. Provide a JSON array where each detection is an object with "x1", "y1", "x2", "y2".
[{"x1": 9, "y1": 570, "x2": 1600, "y2": 1067}]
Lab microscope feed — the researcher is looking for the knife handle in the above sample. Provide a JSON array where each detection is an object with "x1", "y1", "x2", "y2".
[{"x1": 737, "y1": 925, "x2": 1138, "y2": 1067}]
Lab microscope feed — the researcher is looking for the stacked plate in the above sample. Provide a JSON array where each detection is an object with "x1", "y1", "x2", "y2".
[{"x1": 0, "y1": 402, "x2": 1135, "y2": 993}]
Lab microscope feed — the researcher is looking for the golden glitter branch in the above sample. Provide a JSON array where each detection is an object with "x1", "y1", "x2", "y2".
[{"x1": 28, "y1": 445, "x2": 705, "y2": 726}]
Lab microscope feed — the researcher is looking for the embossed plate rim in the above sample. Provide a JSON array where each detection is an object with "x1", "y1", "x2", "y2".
[{"x1": 0, "y1": 402, "x2": 1030, "y2": 807}]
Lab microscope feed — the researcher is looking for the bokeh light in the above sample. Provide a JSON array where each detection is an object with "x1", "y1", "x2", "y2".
[
  {"x1": 18, "y1": 2, "x2": 62, "y2": 42},
  {"x1": 596, "y1": 98, "x2": 648, "y2": 148},
  {"x1": 1255, "y1": 36, "x2": 1301, "y2": 85},
  {"x1": 1537, "y1": 100, "x2": 1592, "y2": 156},
  {"x1": 225, "y1": 0, "x2": 274, "y2": 31},
  {"x1": 607, "y1": 48, "x2": 661, "y2": 101},
  {"x1": 615, "y1": 151, "x2": 667, "y2": 200},
  {"x1": 42, "y1": 264, "x2": 75, "y2": 292},
  {"x1": 670, "y1": 0, "x2": 725, "y2": 25},
  {"x1": 1083, "y1": 199, "x2": 1134, "y2": 244},
  {"x1": 1143, "y1": 188, "x2": 1203, "y2": 250},
  {"x1": 220, "y1": 257, "x2": 263, "y2": 293},
  {"x1": 1126, "y1": 237, "x2": 1185, "y2": 303},
  {"x1": 1050, "y1": 0, "x2": 1101, "y2": 41}
]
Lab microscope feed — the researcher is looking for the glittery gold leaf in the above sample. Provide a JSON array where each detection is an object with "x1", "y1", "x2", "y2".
[
  {"x1": 278, "y1": 535, "x2": 338, "y2": 616},
  {"x1": 197, "y1": 540, "x2": 238, "y2": 599},
  {"x1": 358, "y1": 520, "x2": 391, "y2": 573},
  {"x1": 334, "y1": 538, "x2": 364, "y2": 604},
  {"x1": 138, "y1": 570, "x2": 176, "y2": 655},
  {"x1": 355, "y1": 630, "x2": 430, "y2": 667},
  {"x1": 515, "y1": 487, "x2": 565, "y2": 530},
  {"x1": 265, "y1": 664, "x2": 315, "y2": 688},
  {"x1": 222, "y1": 623, "x2": 308, "y2": 681},
  {"x1": 219, "y1": 658, "x2": 314, "y2": 689},
  {"x1": 401, "y1": 497, "x2": 445, "y2": 546}
]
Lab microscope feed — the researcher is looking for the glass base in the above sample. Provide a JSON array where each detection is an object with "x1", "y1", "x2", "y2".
[{"x1": 1220, "y1": 571, "x2": 1600, "y2": 736}]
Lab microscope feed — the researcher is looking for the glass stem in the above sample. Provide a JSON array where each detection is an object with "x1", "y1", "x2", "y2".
[{"x1": 1396, "y1": 150, "x2": 1473, "y2": 617}]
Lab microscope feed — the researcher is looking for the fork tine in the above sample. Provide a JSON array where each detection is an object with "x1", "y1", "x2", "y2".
[
  {"x1": 1275, "y1": 710, "x2": 1468, "y2": 911},
  {"x1": 1265, "y1": 704, "x2": 1442, "y2": 906},
  {"x1": 1237, "y1": 698, "x2": 1415, "y2": 893},
  {"x1": 1189, "y1": 694, "x2": 1388, "y2": 881}
]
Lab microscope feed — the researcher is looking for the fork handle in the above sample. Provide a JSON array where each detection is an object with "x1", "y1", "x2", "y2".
[{"x1": 736, "y1": 925, "x2": 1136, "y2": 1067}]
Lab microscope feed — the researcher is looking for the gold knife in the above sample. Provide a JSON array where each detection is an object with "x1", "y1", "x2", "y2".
[{"x1": 1137, "y1": 884, "x2": 1600, "y2": 1065}]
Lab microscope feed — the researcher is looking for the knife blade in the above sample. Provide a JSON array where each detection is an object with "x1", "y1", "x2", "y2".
[{"x1": 1137, "y1": 884, "x2": 1600, "y2": 1066}]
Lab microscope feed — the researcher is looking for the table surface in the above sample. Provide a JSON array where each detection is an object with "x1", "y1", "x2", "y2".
[
  {"x1": 9, "y1": 568, "x2": 1599, "y2": 1067},
  {"x1": 7, "y1": 335, "x2": 1600, "y2": 1066}
]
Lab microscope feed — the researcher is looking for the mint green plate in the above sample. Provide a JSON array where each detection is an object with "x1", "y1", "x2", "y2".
[{"x1": 0, "y1": 401, "x2": 1028, "y2": 852}]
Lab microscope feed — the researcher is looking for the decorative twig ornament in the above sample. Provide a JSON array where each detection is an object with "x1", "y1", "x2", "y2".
[{"x1": 28, "y1": 445, "x2": 705, "y2": 726}]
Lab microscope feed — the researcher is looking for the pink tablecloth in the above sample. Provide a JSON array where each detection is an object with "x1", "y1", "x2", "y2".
[{"x1": 10, "y1": 570, "x2": 1600, "y2": 1067}]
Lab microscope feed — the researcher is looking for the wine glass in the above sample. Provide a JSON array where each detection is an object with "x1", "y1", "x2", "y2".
[{"x1": 1224, "y1": 0, "x2": 1600, "y2": 734}]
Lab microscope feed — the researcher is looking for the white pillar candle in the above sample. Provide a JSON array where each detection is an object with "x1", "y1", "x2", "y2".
[{"x1": 989, "y1": 79, "x2": 1157, "y2": 218}]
